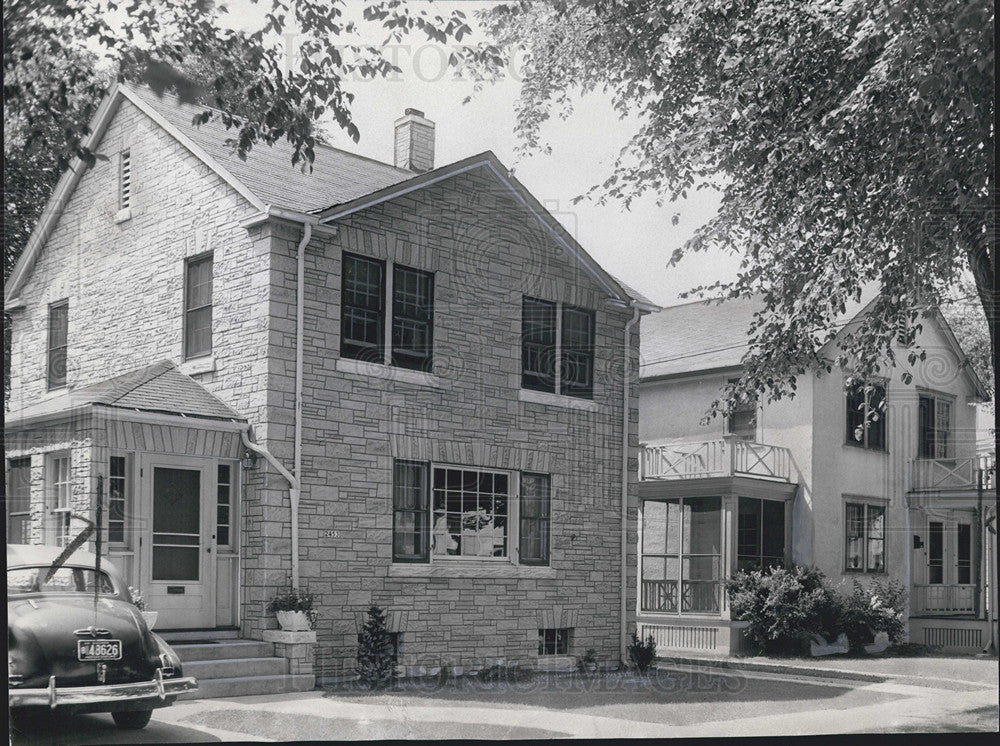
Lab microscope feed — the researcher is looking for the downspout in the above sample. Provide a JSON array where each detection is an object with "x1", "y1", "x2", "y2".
[{"x1": 621, "y1": 301, "x2": 641, "y2": 663}]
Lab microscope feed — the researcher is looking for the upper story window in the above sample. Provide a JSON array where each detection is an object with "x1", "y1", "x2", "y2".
[
  {"x1": 918, "y1": 393, "x2": 952, "y2": 459},
  {"x1": 184, "y1": 253, "x2": 213, "y2": 359},
  {"x1": 521, "y1": 297, "x2": 595, "y2": 400},
  {"x1": 341, "y1": 252, "x2": 434, "y2": 370},
  {"x1": 119, "y1": 150, "x2": 132, "y2": 210},
  {"x1": 391, "y1": 459, "x2": 550, "y2": 566},
  {"x1": 845, "y1": 381, "x2": 886, "y2": 451},
  {"x1": 47, "y1": 300, "x2": 69, "y2": 389},
  {"x1": 726, "y1": 378, "x2": 757, "y2": 439},
  {"x1": 7, "y1": 457, "x2": 31, "y2": 544}
]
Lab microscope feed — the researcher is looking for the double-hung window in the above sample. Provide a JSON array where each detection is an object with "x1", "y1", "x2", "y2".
[
  {"x1": 391, "y1": 460, "x2": 550, "y2": 565},
  {"x1": 184, "y1": 254, "x2": 213, "y2": 359},
  {"x1": 341, "y1": 253, "x2": 434, "y2": 370},
  {"x1": 918, "y1": 393, "x2": 952, "y2": 459},
  {"x1": 845, "y1": 501, "x2": 885, "y2": 573},
  {"x1": 48, "y1": 455, "x2": 73, "y2": 547},
  {"x1": 7, "y1": 457, "x2": 31, "y2": 544},
  {"x1": 47, "y1": 300, "x2": 69, "y2": 389},
  {"x1": 726, "y1": 378, "x2": 757, "y2": 439},
  {"x1": 521, "y1": 297, "x2": 595, "y2": 400},
  {"x1": 845, "y1": 381, "x2": 886, "y2": 451},
  {"x1": 108, "y1": 455, "x2": 131, "y2": 546}
]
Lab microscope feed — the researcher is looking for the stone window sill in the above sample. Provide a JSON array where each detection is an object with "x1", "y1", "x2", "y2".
[
  {"x1": 518, "y1": 388, "x2": 600, "y2": 412},
  {"x1": 180, "y1": 356, "x2": 216, "y2": 376},
  {"x1": 335, "y1": 357, "x2": 448, "y2": 389},
  {"x1": 388, "y1": 562, "x2": 557, "y2": 579},
  {"x1": 114, "y1": 207, "x2": 132, "y2": 224}
]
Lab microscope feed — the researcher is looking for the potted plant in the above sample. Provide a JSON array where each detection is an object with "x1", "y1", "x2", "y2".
[
  {"x1": 129, "y1": 586, "x2": 157, "y2": 629},
  {"x1": 267, "y1": 589, "x2": 317, "y2": 631},
  {"x1": 578, "y1": 648, "x2": 599, "y2": 674}
]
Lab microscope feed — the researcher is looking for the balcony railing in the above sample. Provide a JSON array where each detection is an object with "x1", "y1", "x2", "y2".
[
  {"x1": 640, "y1": 439, "x2": 792, "y2": 482},
  {"x1": 911, "y1": 584, "x2": 976, "y2": 615},
  {"x1": 910, "y1": 455, "x2": 995, "y2": 493}
]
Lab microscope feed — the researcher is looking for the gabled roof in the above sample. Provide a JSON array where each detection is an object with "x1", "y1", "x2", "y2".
[
  {"x1": 4, "y1": 83, "x2": 659, "y2": 312},
  {"x1": 5, "y1": 360, "x2": 245, "y2": 425}
]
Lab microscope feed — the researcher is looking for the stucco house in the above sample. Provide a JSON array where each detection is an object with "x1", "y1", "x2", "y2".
[
  {"x1": 4, "y1": 83, "x2": 659, "y2": 694},
  {"x1": 637, "y1": 296, "x2": 996, "y2": 656}
]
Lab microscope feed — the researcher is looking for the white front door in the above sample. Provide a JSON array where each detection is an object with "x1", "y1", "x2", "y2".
[{"x1": 140, "y1": 456, "x2": 217, "y2": 629}]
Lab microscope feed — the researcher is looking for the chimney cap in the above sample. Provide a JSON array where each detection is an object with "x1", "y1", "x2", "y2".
[{"x1": 404, "y1": 107, "x2": 425, "y2": 117}]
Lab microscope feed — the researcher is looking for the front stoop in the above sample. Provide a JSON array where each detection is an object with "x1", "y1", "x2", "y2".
[{"x1": 164, "y1": 634, "x2": 315, "y2": 699}]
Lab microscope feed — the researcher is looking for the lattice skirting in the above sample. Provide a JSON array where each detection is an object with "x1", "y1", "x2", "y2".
[
  {"x1": 921, "y1": 626, "x2": 982, "y2": 649},
  {"x1": 640, "y1": 623, "x2": 719, "y2": 651}
]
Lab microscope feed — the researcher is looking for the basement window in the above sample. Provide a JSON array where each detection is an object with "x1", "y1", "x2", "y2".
[{"x1": 538, "y1": 628, "x2": 570, "y2": 656}]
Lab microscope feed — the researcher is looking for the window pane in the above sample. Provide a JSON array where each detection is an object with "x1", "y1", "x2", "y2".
[
  {"x1": 48, "y1": 302, "x2": 69, "y2": 388},
  {"x1": 7, "y1": 458, "x2": 31, "y2": 543},
  {"x1": 560, "y1": 307, "x2": 594, "y2": 399},
  {"x1": 957, "y1": 524, "x2": 971, "y2": 584},
  {"x1": 431, "y1": 467, "x2": 508, "y2": 558},
  {"x1": 761, "y1": 500, "x2": 785, "y2": 567},
  {"x1": 185, "y1": 306, "x2": 212, "y2": 358},
  {"x1": 342, "y1": 253, "x2": 385, "y2": 362},
  {"x1": 737, "y1": 497, "x2": 761, "y2": 567},
  {"x1": 392, "y1": 265, "x2": 434, "y2": 371},
  {"x1": 866, "y1": 506, "x2": 885, "y2": 572},
  {"x1": 522, "y1": 297, "x2": 556, "y2": 393},
  {"x1": 519, "y1": 473, "x2": 550, "y2": 565},
  {"x1": 846, "y1": 385, "x2": 866, "y2": 444},
  {"x1": 935, "y1": 400, "x2": 951, "y2": 458},
  {"x1": 867, "y1": 385, "x2": 886, "y2": 450},
  {"x1": 845, "y1": 503, "x2": 864, "y2": 571},
  {"x1": 393, "y1": 460, "x2": 428, "y2": 562},
  {"x1": 683, "y1": 497, "x2": 720, "y2": 555},
  {"x1": 928, "y1": 521, "x2": 943, "y2": 584},
  {"x1": 918, "y1": 395, "x2": 935, "y2": 459},
  {"x1": 186, "y1": 256, "x2": 213, "y2": 309},
  {"x1": 643, "y1": 501, "x2": 668, "y2": 555}
]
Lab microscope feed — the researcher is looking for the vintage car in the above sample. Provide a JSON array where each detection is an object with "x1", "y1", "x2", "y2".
[{"x1": 7, "y1": 544, "x2": 197, "y2": 729}]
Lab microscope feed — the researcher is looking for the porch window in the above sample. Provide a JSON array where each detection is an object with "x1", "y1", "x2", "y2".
[
  {"x1": 538, "y1": 628, "x2": 569, "y2": 655},
  {"x1": 737, "y1": 497, "x2": 785, "y2": 572},
  {"x1": 217, "y1": 464, "x2": 232, "y2": 547},
  {"x1": 47, "y1": 300, "x2": 69, "y2": 389},
  {"x1": 845, "y1": 382, "x2": 886, "y2": 451},
  {"x1": 927, "y1": 521, "x2": 944, "y2": 584},
  {"x1": 522, "y1": 297, "x2": 557, "y2": 393},
  {"x1": 957, "y1": 523, "x2": 971, "y2": 585},
  {"x1": 845, "y1": 502, "x2": 885, "y2": 573},
  {"x1": 726, "y1": 378, "x2": 757, "y2": 439},
  {"x1": 641, "y1": 497, "x2": 721, "y2": 614},
  {"x1": 391, "y1": 265, "x2": 434, "y2": 371},
  {"x1": 6, "y1": 457, "x2": 31, "y2": 544},
  {"x1": 108, "y1": 455, "x2": 129, "y2": 545},
  {"x1": 48, "y1": 455, "x2": 73, "y2": 547},
  {"x1": 519, "y1": 473, "x2": 550, "y2": 566},
  {"x1": 918, "y1": 394, "x2": 952, "y2": 459},
  {"x1": 184, "y1": 253, "x2": 213, "y2": 359}
]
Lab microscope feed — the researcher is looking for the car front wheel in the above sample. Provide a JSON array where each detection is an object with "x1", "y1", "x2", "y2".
[{"x1": 112, "y1": 709, "x2": 153, "y2": 729}]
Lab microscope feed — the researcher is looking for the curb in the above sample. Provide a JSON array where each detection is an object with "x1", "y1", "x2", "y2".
[{"x1": 656, "y1": 656, "x2": 888, "y2": 683}]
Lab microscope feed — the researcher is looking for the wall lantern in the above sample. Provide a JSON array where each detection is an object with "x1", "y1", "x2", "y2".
[{"x1": 241, "y1": 448, "x2": 259, "y2": 471}]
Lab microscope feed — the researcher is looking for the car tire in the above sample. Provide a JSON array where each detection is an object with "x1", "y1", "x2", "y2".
[{"x1": 111, "y1": 709, "x2": 153, "y2": 729}]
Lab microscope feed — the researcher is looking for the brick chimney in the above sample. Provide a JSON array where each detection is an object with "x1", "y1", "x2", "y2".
[{"x1": 394, "y1": 108, "x2": 435, "y2": 172}]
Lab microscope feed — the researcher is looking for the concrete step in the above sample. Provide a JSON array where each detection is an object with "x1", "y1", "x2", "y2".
[
  {"x1": 183, "y1": 657, "x2": 289, "y2": 680},
  {"x1": 173, "y1": 640, "x2": 275, "y2": 662},
  {"x1": 178, "y1": 674, "x2": 315, "y2": 700},
  {"x1": 159, "y1": 629, "x2": 240, "y2": 643}
]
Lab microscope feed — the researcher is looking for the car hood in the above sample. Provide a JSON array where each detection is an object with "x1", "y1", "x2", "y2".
[{"x1": 8, "y1": 595, "x2": 158, "y2": 688}]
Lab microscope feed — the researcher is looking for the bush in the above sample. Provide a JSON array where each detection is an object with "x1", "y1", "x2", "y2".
[
  {"x1": 727, "y1": 566, "x2": 840, "y2": 654},
  {"x1": 356, "y1": 605, "x2": 396, "y2": 690},
  {"x1": 267, "y1": 589, "x2": 318, "y2": 626},
  {"x1": 577, "y1": 647, "x2": 599, "y2": 673},
  {"x1": 476, "y1": 663, "x2": 532, "y2": 683},
  {"x1": 626, "y1": 631, "x2": 657, "y2": 673},
  {"x1": 838, "y1": 578, "x2": 906, "y2": 652}
]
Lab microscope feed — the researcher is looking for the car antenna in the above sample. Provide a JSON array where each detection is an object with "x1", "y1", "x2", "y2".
[
  {"x1": 43, "y1": 518, "x2": 96, "y2": 584},
  {"x1": 94, "y1": 475, "x2": 104, "y2": 624}
]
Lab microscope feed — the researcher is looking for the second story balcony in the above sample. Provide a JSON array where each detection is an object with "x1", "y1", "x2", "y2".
[
  {"x1": 909, "y1": 455, "x2": 995, "y2": 495},
  {"x1": 640, "y1": 438, "x2": 793, "y2": 483}
]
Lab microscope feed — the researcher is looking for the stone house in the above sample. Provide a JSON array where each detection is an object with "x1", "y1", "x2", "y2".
[
  {"x1": 4, "y1": 84, "x2": 658, "y2": 693},
  {"x1": 637, "y1": 296, "x2": 996, "y2": 656}
]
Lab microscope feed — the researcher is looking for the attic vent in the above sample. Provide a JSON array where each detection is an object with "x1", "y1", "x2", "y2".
[{"x1": 119, "y1": 150, "x2": 132, "y2": 209}]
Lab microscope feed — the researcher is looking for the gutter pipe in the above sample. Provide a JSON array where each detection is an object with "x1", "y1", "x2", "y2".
[{"x1": 621, "y1": 300, "x2": 641, "y2": 662}]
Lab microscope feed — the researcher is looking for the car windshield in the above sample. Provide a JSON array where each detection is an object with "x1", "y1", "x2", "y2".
[{"x1": 7, "y1": 566, "x2": 116, "y2": 596}]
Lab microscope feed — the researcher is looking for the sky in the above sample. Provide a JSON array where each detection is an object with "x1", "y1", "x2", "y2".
[{"x1": 103, "y1": 0, "x2": 740, "y2": 307}]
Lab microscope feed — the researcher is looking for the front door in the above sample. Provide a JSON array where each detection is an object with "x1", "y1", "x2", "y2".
[{"x1": 140, "y1": 457, "x2": 216, "y2": 629}]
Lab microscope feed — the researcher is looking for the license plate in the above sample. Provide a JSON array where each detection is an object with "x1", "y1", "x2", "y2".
[{"x1": 77, "y1": 639, "x2": 122, "y2": 661}]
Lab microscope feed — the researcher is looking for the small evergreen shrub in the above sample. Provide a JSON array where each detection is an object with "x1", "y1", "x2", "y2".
[
  {"x1": 626, "y1": 631, "x2": 657, "y2": 673},
  {"x1": 577, "y1": 647, "x2": 599, "y2": 673},
  {"x1": 356, "y1": 605, "x2": 396, "y2": 690}
]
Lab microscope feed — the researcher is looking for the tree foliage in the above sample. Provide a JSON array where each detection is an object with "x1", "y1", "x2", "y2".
[
  {"x1": 356, "y1": 605, "x2": 396, "y2": 690},
  {"x1": 470, "y1": 0, "x2": 994, "y2": 412}
]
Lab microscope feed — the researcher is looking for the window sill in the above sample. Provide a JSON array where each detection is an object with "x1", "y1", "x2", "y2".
[
  {"x1": 114, "y1": 207, "x2": 132, "y2": 224},
  {"x1": 335, "y1": 357, "x2": 448, "y2": 388},
  {"x1": 388, "y1": 562, "x2": 556, "y2": 579},
  {"x1": 518, "y1": 388, "x2": 600, "y2": 412},
  {"x1": 842, "y1": 441, "x2": 888, "y2": 455},
  {"x1": 179, "y1": 356, "x2": 215, "y2": 376}
]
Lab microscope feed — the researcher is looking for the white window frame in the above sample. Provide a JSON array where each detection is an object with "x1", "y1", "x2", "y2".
[
  {"x1": 47, "y1": 453, "x2": 73, "y2": 547},
  {"x1": 429, "y1": 463, "x2": 519, "y2": 564},
  {"x1": 6, "y1": 457, "x2": 32, "y2": 544},
  {"x1": 843, "y1": 495, "x2": 888, "y2": 574},
  {"x1": 520, "y1": 296, "x2": 596, "y2": 401},
  {"x1": 918, "y1": 390, "x2": 955, "y2": 460},
  {"x1": 107, "y1": 453, "x2": 133, "y2": 549}
]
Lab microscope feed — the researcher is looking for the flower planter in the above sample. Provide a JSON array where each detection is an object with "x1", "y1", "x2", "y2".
[
  {"x1": 141, "y1": 611, "x2": 158, "y2": 630},
  {"x1": 810, "y1": 632, "x2": 848, "y2": 657},
  {"x1": 276, "y1": 610, "x2": 313, "y2": 631}
]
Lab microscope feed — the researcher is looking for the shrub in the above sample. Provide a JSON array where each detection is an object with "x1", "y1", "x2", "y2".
[
  {"x1": 577, "y1": 647, "x2": 599, "y2": 673},
  {"x1": 838, "y1": 578, "x2": 906, "y2": 652},
  {"x1": 727, "y1": 565, "x2": 840, "y2": 654},
  {"x1": 626, "y1": 631, "x2": 657, "y2": 673},
  {"x1": 356, "y1": 605, "x2": 396, "y2": 690},
  {"x1": 477, "y1": 663, "x2": 532, "y2": 683}
]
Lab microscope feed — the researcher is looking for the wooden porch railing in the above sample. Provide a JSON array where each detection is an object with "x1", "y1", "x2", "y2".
[
  {"x1": 640, "y1": 579, "x2": 721, "y2": 614},
  {"x1": 911, "y1": 584, "x2": 977, "y2": 615},
  {"x1": 640, "y1": 439, "x2": 792, "y2": 482},
  {"x1": 910, "y1": 455, "x2": 995, "y2": 493}
]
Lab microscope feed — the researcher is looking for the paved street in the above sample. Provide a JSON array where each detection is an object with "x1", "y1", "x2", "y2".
[{"x1": 11, "y1": 660, "x2": 997, "y2": 742}]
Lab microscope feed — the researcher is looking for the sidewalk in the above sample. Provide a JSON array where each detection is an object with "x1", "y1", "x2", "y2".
[{"x1": 658, "y1": 653, "x2": 1000, "y2": 689}]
